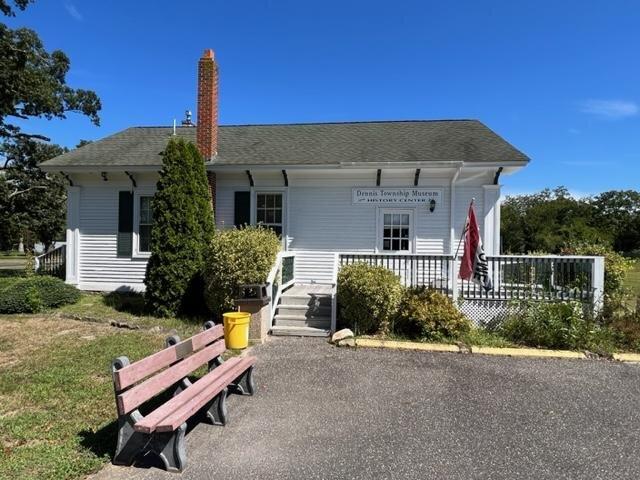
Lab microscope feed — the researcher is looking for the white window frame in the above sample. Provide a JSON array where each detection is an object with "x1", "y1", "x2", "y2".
[
  {"x1": 376, "y1": 208, "x2": 415, "y2": 253},
  {"x1": 253, "y1": 190, "x2": 286, "y2": 237},
  {"x1": 133, "y1": 190, "x2": 155, "y2": 258}
]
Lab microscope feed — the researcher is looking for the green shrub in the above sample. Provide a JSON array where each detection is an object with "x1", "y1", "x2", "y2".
[
  {"x1": 394, "y1": 287, "x2": 471, "y2": 340},
  {"x1": 337, "y1": 263, "x2": 403, "y2": 334},
  {"x1": 0, "y1": 275, "x2": 80, "y2": 313},
  {"x1": 144, "y1": 138, "x2": 215, "y2": 317},
  {"x1": 609, "y1": 299, "x2": 640, "y2": 351},
  {"x1": 500, "y1": 301, "x2": 615, "y2": 352},
  {"x1": 203, "y1": 226, "x2": 281, "y2": 319},
  {"x1": 562, "y1": 242, "x2": 634, "y2": 318}
]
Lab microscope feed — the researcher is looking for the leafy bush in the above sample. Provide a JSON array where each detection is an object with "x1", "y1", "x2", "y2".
[
  {"x1": 203, "y1": 226, "x2": 281, "y2": 318},
  {"x1": 144, "y1": 138, "x2": 215, "y2": 317},
  {"x1": 609, "y1": 298, "x2": 640, "y2": 351},
  {"x1": 395, "y1": 287, "x2": 471, "y2": 340},
  {"x1": 562, "y1": 243, "x2": 633, "y2": 297},
  {"x1": 500, "y1": 301, "x2": 615, "y2": 352},
  {"x1": 0, "y1": 275, "x2": 81, "y2": 313},
  {"x1": 337, "y1": 263, "x2": 403, "y2": 334}
]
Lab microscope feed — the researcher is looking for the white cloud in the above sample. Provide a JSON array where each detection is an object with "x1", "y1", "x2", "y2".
[
  {"x1": 64, "y1": 2, "x2": 83, "y2": 21},
  {"x1": 579, "y1": 99, "x2": 638, "y2": 119}
]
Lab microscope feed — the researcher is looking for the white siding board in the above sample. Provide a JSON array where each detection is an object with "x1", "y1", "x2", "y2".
[
  {"x1": 215, "y1": 186, "x2": 236, "y2": 229},
  {"x1": 71, "y1": 167, "x2": 503, "y2": 290},
  {"x1": 78, "y1": 186, "x2": 148, "y2": 289},
  {"x1": 452, "y1": 186, "x2": 485, "y2": 254},
  {"x1": 293, "y1": 251, "x2": 336, "y2": 284}
]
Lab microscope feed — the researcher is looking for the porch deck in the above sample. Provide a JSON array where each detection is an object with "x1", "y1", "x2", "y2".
[{"x1": 265, "y1": 251, "x2": 606, "y2": 336}]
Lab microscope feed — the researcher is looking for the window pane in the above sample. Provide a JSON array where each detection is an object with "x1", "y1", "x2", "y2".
[
  {"x1": 401, "y1": 240, "x2": 409, "y2": 251},
  {"x1": 392, "y1": 228, "x2": 399, "y2": 238},
  {"x1": 271, "y1": 225, "x2": 282, "y2": 236},
  {"x1": 384, "y1": 214, "x2": 392, "y2": 225},
  {"x1": 383, "y1": 228, "x2": 391, "y2": 238},
  {"x1": 140, "y1": 196, "x2": 153, "y2": 224},
  {"x1": 139, "y1": 225, "x2": 151, "y2": 252},
  {"x1": 266, "y1": 210, "x2": 275, "y2": 223},
  {"x1": 257, "y1": 195, "x2": 266, "y2": 208},
  {"x1": 401, "y1": 228, "x2": 409, "y2": 239},
  {"x1": 274, "y1": 195, "x2": 282, "y2": 208},
  {"x1": 256, "y1": 210, "x2": 266, "y2": 223},
  {"x1": 383, "y1": 239, "x2": 391, "y2": 250},
  {"x1": 274, "y1": 210, "x2": 282, "y2": 223},
  {"x1": 393, "y1": 214, "x2": 400, "y2": 225},
  {"x1": 392, "y1": 239, "x2": 400, "y2": 250},
  {"x1": 401, "y1": 214, "x2": 409, "y2": 225}
]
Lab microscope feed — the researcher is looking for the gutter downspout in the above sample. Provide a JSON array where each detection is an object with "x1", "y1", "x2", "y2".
[{"x1": 449, "y1": 166, "x2": 462, "y2": 255}]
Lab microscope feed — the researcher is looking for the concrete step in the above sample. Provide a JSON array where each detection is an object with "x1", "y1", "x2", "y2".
[
  {"x1": 279, "y1": 294, "x2": 332, "y2": 307},
  {"x1": 271, "y1": 325, "x2": 330, "y2": 337},
  {"x1": 276, "y1": 304, "x2": 332, "y2": 318},
  {"x1": 274, "y1": 314, "x2": 331, "y2": 328}
]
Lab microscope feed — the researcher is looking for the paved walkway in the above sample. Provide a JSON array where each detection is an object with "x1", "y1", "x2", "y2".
[{"x1": 94, "y1": 337, "x2": 640, "y2": 479}]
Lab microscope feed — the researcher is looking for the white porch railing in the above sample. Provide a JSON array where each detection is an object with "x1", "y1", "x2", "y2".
[
  {"x1": 337, "y1": 253, "x2": 605, "y2": 310},
  {"x1": 265, "y1": 251, "x2": 296, "y2": 327},
  {"x1": 34, "y1": 244, "x2": 66, "y2": 280}
]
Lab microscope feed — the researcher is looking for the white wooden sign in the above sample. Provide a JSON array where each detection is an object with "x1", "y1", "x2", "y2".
[{"x1": 352, "y1": 188, "x2": 443, "y2": 205}]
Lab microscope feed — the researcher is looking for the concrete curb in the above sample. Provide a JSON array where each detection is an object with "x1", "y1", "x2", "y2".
[
  {"x1": 613, "y1": 353, "x2": 640, "y2": 363},
  {"x1": 356, "y1": 338, "x2": 459, "y2": 353},
  {"x1": 355, "y1": 338, "x2": 640, "y2": 362},
  {"x1": 471, "y1": 346, "x2": 585, "y2": 359}
]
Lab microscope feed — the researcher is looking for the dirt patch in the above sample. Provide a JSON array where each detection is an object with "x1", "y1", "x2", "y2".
[{"x1": 0, "y1": 316, "x2": 114, "y2": 367}]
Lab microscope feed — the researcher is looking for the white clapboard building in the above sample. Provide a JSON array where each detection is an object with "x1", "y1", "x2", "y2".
[{"x1": 41, "y1": 49, "x2": 545, "y2": 335}]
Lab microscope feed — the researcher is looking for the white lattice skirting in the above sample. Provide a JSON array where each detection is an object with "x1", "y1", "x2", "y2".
[{"x1": 458, "y1": 300, "x2": 526, "y2": 328}]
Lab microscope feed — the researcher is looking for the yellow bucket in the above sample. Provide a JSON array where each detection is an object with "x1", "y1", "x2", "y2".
[{"x1": 222, "y1": 311, "x2": 251, "y2": 349}]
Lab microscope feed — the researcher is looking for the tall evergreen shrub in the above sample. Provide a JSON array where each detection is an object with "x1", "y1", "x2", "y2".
[{"x1": 144, "y1": 138, "x2": 215, "y2": 316}]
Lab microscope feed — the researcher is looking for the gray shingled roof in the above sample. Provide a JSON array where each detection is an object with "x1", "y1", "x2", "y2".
[{"x1": 40, "y1": 120, "x2": 529, "y2": 169}]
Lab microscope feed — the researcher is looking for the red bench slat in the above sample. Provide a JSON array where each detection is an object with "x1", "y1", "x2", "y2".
[
  {"x1": 155, "y1": 357, "x2": 256, "y2": 433},
  {"x1": 134, "y1": 356, "x2": 245, "y2": 434},
  {"x1": 113, "y1": 324, "x2": 223, "y2": 391},
  {"x1": 117, "y1": 339, "x2": 226, "y2": 415}
]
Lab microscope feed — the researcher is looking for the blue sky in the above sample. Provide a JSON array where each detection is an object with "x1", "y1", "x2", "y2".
[{"x1": 6, "y1": 0, "x2": 640, "y2": 196}]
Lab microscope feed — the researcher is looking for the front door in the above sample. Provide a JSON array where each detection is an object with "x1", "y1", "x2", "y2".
[{"x1": 378, "y1": 209, "x2": 414, "y2": 253}]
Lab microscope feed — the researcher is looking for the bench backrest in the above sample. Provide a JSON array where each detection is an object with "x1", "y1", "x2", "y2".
[{"x1": 113, "y1": 323, "x2": 225, "y2": 416}]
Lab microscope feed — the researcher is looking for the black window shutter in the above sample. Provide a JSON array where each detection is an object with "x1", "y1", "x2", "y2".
[
  {"x1": 234, "y1": 191, "x2": 251, "y2": 227},
  {"x1": 117, "y1": 191, "x2": 134, "y2": 257}
]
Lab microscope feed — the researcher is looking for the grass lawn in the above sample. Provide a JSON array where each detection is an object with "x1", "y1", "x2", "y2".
[
  {"x1": 56, "y1": 291, "x2": 204, "y2": 335},
  {"x1": 0, "y1": 251, "x2": 25, "y2": 258},
  {"x1": 0, "y1": 289, "x2": 220, "y2": 479},
  {"x1": 0, "y1": 257, "x2": 25, "y2": 272}
]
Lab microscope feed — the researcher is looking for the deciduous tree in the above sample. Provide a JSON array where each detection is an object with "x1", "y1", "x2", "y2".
[{"x1": 0, "y1": 138, "x2": 66, "y2": 251}]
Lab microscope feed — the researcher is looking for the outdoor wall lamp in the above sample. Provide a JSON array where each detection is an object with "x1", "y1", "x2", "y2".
[{"x1": 429, "y1": 199, "x2": 436, "y2": 212}]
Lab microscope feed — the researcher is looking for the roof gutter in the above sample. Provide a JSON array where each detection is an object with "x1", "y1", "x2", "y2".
[
  {"x1": 39, "y1": 164, "x2": 162, "y2": 173},
  {"x1": 40, "y1": 160, "x2": 528, "y2": 173}
]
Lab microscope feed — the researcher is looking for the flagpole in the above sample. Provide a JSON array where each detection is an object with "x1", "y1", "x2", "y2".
[{"x1": 453, "y1": 198, "x2": 474, "y2": 259}]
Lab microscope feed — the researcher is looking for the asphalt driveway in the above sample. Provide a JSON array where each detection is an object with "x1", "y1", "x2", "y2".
[{"x1": 94, "y1": 337, "x2": 640, "y2": 480}]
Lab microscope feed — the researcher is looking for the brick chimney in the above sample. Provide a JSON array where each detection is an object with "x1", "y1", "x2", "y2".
[
  {"x1": 196, "y1": 49, "x2": 218, "y2": 214},
  {"x1": 197, "y1": 49, "x2": 218, "y2": 159}
]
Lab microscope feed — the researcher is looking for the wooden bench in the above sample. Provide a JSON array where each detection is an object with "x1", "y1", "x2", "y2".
[{"x1": 111, "y1": 321, "x2": 256, "y2": 473}]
